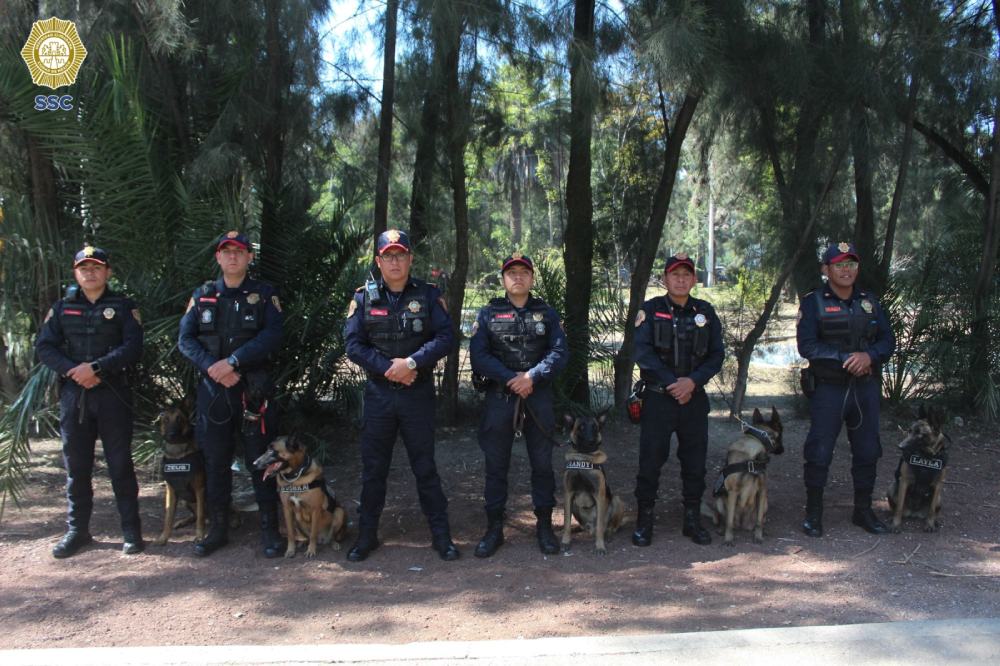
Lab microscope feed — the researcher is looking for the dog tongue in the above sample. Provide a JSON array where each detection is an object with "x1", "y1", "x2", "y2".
[{"x1": 262, "y1": 461, "x2": 283, "y2": 480}]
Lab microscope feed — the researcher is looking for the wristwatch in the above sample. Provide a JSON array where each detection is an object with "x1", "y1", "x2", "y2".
[
  {"x1": 405, "y1": 357, "x2": 417, "y2": 371},
  {"x1": 227, "y1": 354, "x2": 239, "y2": 368},
  {"x1": 90, "y1": 361, "x2": 102, "y2": 375}
]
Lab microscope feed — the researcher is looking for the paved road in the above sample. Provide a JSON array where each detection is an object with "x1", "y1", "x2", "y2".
[{"x1": 4, "y1": 618, "x2": 998, "y2": 665}]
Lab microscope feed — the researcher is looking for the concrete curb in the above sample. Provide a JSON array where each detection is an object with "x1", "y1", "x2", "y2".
[{"x1": 4, "y1": 617, "x2": 998, "y2": 665}]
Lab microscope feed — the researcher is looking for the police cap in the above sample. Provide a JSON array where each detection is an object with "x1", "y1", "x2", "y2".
[
  {"x1": 663, "y1": 253, "x2": 695, "y2": 274},
  {"x1": 377, "y1": 229, "x2": 412, "y2": 255},
  {"x1": 501, "y1": 252, "x2": 533, "y2": 273},
  {"x1": 73, "y1": 245, "x2": 110, "y2": 267},
  {"x1": 216, "y1": 230, "x2": 251, "y2": 251},
  {"x1": 822, "y1": 242, "x2": 860, "y2": 265}
]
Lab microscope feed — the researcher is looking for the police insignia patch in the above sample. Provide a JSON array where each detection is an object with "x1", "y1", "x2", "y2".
[
  {"x1": 438, "y1": 297, "x2": 449, "y2": 313},
  {"x1": 131, "y1": 309, "x2": 142, "y2": 325},
  {"x1": 347, "y1": 299, "x2": 358, "y2": 318},
  {"x1": 83, "y1": 246, "x2": 95, "y2": 257},
  {"x1": 634, "y1": 310, "x2": 646, "y2": 327},
  {"x1": 271, "y1": 295, "x2": 282, "y2": 312},
  {"x1": 103, "y1": 307, "x2": 115, "y2": 320},
  {"x1": 413, "y1": 318, "x2": 424, "y2": 333},
  {"x1": 227, "y1": 230, "x2": 239, "y2": 239},
  {"x1": 861, "y1": 300, "x2": 873, "y2": 313},
  {"x1": 533, "y1": 312, "x2": 544, "y2": 321},
  {"x1": 694, "y1": 313, "x2": 707, "y2": 327},
  {"x1": 471, "y1": 320, "x2": 479, "y2": 336},
  {"x1": 838, "y1": 242, "x2": 850, "y2": 253},
  {"x1": 44, "y1": 308, "x2": 53, "y2": 323},
  {"x1": 246, "y1": 293, "x2": 260, "y2": 305},
  {"x1": 512, "y1": 251, "x2": 523, "y2": 260},
  {"x1": 535, "y1": 322, "x2": 546, "y2": 335},
  {"x1": 201, "y1": 309, "x2": 213, "y2": 324},
  {"x1": 676, "y1": 252, "x2": 688, "y2": 260},
  {"x1": 20, "y1": 17, "x2": 88, "y2": 89},
  {"x1": 386, "y1": 229, "x2": 401, "y2": 243},
  {"x1": 408, "y1": 300, "x2": 421, "y2": 313}
]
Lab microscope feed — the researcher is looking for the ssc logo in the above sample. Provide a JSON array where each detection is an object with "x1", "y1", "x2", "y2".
[
  {"x1": 34, "y1": 94, "x2": 74, "y2": 111},
  {"x1": 21, "y1": 17, "x2": 88, "y2": 89}
]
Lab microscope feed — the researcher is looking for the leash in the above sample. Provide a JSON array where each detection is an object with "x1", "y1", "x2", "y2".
[
  {"x1": 510, "y1": 395, "x2": 569, "y2": 448},
  {"x1": 708, "y1": 377, "x2": 781, "y2": 453}
]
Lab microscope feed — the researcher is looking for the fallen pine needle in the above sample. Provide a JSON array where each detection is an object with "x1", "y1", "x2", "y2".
[{"x1": 852, "y1": 538, "x2": 881, "y2": 558}]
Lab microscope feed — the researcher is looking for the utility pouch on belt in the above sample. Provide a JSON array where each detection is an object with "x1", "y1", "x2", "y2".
[
  {"x1": 799, "y1": 367, "x2": 816, "y2": 398},
  {"x1": 626, "y1": 379, "x2": 646, "y2": 424}
]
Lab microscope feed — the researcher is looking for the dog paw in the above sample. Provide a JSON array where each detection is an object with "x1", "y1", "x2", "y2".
[
  {"x1": 722, "y1": 540, "x2": 736, "y2": 547},
  {"x1": 284, "y1": 549, "x2": 296, "y2": 558},
  {"x1": 923, "y1": 523, "x2": 939, "y2": 533},
  {"x1": 305, "y1": 548, "x2": 317, "y2": 558},
  {"x1": 152, "y1": 537, "x2": 168, "y2": 547},
  {"x1": 890, "y1": 525, "x2": 903, "y2": 534},
  {"x1": 594, "y1": 546, "x2": 607, "y2": 556},
  {"x1": 752, "y1": 535, "x2": 764, "y2": 545}
]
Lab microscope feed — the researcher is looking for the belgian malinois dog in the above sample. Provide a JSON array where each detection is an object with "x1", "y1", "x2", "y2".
[
  {"x1": 705, "y1": 407, "x2": 784, "y2": 546},
  {"x1": 153, "y1": 399, "x2": 207, "y2": 546},
  {"x1": 560, "y1": 413, "x2": 625, "y2": 555},
  {"x1": 254, "y1": 434, "x2": 347, "y2": 558},
  {"x1": 888, "y1": 404, "x2": 948, "y2": 533}
]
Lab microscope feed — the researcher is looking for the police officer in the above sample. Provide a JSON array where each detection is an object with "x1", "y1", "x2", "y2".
[
  {"x1": 178, "y1": 231, "x2": 284, "y2": 557},
  {"x1": 631, "y1": 253, "x2": 724, "y2": 547},
  {"x1": 797, "y1": 242, "x2": 895, "y2": 537},
  {"x1": 469, "y1": 253, "x2": 568, "y2": 557},
  {"x1": 343, "y1": 229, "x2": 459, "y2": 562},
  {"x1": 35, "y1": 246, "x2": 144, "y2": 558}
]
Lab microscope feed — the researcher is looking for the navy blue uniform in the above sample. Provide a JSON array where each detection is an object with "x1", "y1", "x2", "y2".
[
  {"x1": 178, "y1": 277, "x2": 283, "y2": 511},
  {"x1": 35, "y1": 289, "x2": 143, "y2": 536},
  {"x1": 797, "y1": 285, "x2": 895, "y2": 492},
  {"x1": 344, "y1": 278, "x2": 455, "y2": 536},
  {"x1": 470, "y1": 295, "x2": 568, "y2": 512},
  {"x1": 633, "y1": 294, "x2": 724, "y2": 507}
]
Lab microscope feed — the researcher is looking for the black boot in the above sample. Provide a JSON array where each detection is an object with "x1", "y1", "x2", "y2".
[
  {"x1": 534, "y1": 507, "x2": 559, "y2": 555},
  {"x1": 632, "y1": 502, "x2": 654, "y2": 547},
  {"x1": 682, "y1": 505, "x2": 712, "y2": 545},
  {"x1": 259, "y1": 505, "x2": 283, "y2": 558},
  {"x1": 474, "y1": 509, "x2": 505, "y2": 558},
  {"x1": 852, "y1": 491, "x2": 888, "y2": 534},
  {"x1": 122, "y1": 522, "x2": 144, "y2": 555},
  {"x1": 431, "y1": 533, "x2": 461, "y2": 561},
  {"x1": 347, "y1": 528, "x2": 380, "y2": 562},
  {"x1": 802, "y1": 487, "x2": 824, "y2": 537},
  {"x1": 193, "y1": 507, "x2": 229, "y2": 557},
  {"x1": 52, "y1": 529, "x2": 93, "y2": 559}
]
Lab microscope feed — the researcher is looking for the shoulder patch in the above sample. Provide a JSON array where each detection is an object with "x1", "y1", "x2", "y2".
[
  {"x1": 185, "y1": 297, "x2": 195, "y2": 314},
  {"x1": 347, "y1": 299, "x2": 358, "y2": 318},
  {"x1": 438, "y1": 296, "x2": 448, "y2": 313},
  {"x1": 132, "y1": 309, "x2": 142, "y2": 326},
  {"x1": 471, "y1": 320, "x2": 479, "y2": 336},
  {"x1": 634, "y1": 310, "x2": 646, "y2": 327},
  {"x1": 44, "y1": 308, "x2": 53, "y2": 323},
  {"x1": 271, "y1": 295, "x2": 282, "y2": 313}
]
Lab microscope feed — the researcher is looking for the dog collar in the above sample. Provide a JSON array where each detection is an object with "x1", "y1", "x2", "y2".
[
  {"x1": 741, "y1": 423, "x2": 778, "y2": 452},
  {"x1": 279, "y1": 454, "x2": 312, "y2": 484}
]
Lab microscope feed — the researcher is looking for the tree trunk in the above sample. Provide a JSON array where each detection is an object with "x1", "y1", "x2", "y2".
[
  {"x1": 440, "y1": 27, "x2": 469, "y2": 424},
  {"x1": 562, "y1": 0, "x2": 597, "y2": 408},
  {"x1": 408, "y1": 53, "x2": 442, "y2": 250},
  {"x1": 26, "y1": 134, "x2": 61, "y2": 321},
  {"x1": 612, "y1": 92, "x2": 700, "y2": 407},
  {"x1": 510, "y1": 172, "x2": 522, "y2": 245},
  {"x1": 372, "y1": 0, "x2": 399, "y2": 249},
  {"x1": 259, "y1": 0, "x2": 286, "y2": 286},
  {"x1": 878, "y1": 73, "x2": 920, "y2": 288}
]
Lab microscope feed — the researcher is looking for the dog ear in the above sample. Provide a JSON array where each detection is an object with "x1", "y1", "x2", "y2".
[
  {"x1": 563, "y1": 413, "x2": 576, "y2": 430},
  {"x1": 286, "y1": 434, "x2": 300, "y2": 452},
  {"x1": 926, "y1": 405, "x2": 945, "y2": 430},
  {"x1": 917, "y1": 403, "x2": 928, "y2": 421},
  {"x1": 752, "y1": 407, "x2": 764, "y2": 425},
  {"x1": 770, "y1": 406, "x2": 781, "y2": 429},
  {"x1": 596, "y1": 408, "x2": 610, "y2": 427}
]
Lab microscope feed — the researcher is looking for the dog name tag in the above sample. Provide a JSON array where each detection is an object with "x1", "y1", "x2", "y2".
[
  {"x1": 280, "y1": 485, "x2": 310, "y2": 493},
  {"x1": 164, "y1": 463, "x2": 192, "y2": 473},
  {"x1": 909, "y1": 455, "x2": 943, "y2": 470},
  {"x1": 566, "y1": 460, "x2": 594, "y2": 470}
]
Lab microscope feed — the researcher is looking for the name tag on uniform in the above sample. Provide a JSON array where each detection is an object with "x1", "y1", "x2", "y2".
[
  {"x1": 369, "y1": 308, "x2": 389, "y2": 316},
  {"x1": 199, "y1": 297, "x2": 218, "y2": 303},
  {"x1": 63, "y1": 309, "x2": 83, "y2": 316},
  {"x1": 493, "y1": 313, "x2": 515, "y2": 320},
  {"x1": 654, "y1": 312, "x2": 672, "y2": 319},
  {"x1": 909, "y1": 455, "x2": 943, "y2": 470},
  {"x1": 164, "y1": 463, "x2": 192, "y2": 473},
  {"x1": 824, "y1": 306, "x2": 841, "y2": 312}
]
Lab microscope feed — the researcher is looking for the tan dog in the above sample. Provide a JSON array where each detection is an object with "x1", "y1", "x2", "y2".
[
  {"x1": 254, "y1": 434, "x2": 347, "y2": 557},
  {"x1": 153, "y1": 400, "x2": 207, "y2": 546},
  {"x1": 705, "y1": 407, "x2": 784, "y2": 546},
  {"x1": 561, "y1": 414, "x2": 625, "y2": 555},
  {"x1": 888, "y1": 404, "x2": 948, "y2": 533}
]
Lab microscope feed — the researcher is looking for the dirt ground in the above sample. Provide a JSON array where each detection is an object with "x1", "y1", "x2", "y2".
[{"x1": 1, "y1": 365, "x2": 998, "y2": 650}]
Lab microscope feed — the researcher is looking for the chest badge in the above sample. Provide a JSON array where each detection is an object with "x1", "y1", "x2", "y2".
[
  {"x1": 861, "y1": 300, "x2": 873, "y2": 313},
  {"x1": 535, "y1": 322, "x2": 546, "y2": 335},
  {"x1": 694, "y1": 313, "x2": 707, "y2": 327},
  {"x1": 408, "y1": 300, "x2": 421, "y2": 314},
  {"x1": 532, "y1": 312, "x2": 544, "y2": 322},
  {"x1": 246, "y1": 293, "x2": 260, "y2": 305},
  {"x1": 201, "y1": 309, "x2": 214, "y2": 324},
  {"x1": 412, "y1": 318, "x2": 424, "y2": 333},
  {"x1": 102, "y1": 307, "x2": 116, "y2": 320}
]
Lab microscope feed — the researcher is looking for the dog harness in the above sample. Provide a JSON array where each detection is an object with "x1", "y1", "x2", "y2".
[
  {"x1": 895, "y1": 443, "x2": 948, "y2": 489},
  {"x1": 565, "y1": 459, "x2": 604, "y2": 471},
  {"x1": 278, "y1": 455, "x2": 339, "y2": 514},
  {"x1": 162, "y1": 451, "x2": 204, "y2": 503},
  {"x1": 712, "y1": 455, "x2": 769, "y2": 498}
]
